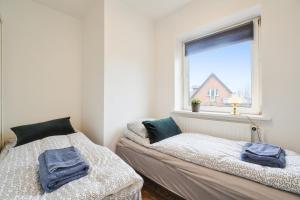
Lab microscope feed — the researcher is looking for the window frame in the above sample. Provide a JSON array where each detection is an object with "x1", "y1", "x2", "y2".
[{"x1": 182, "y1": 17, "x2": 261, "y2": 114}]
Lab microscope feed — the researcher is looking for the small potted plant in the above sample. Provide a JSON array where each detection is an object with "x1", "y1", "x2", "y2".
[{"x1": 191, "y1": 98, "x2": 201, "y2": 112}]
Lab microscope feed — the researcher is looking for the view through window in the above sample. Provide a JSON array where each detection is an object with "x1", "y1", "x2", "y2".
[{"x1": 188, "y1": 40, "x2": 252, "y2": 108}]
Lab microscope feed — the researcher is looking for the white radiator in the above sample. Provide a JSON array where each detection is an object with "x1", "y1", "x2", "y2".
[{"x1": 173, "y1": 116, "x2": 253, "y2": 142}]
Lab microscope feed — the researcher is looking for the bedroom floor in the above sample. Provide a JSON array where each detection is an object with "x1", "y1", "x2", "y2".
[{"x1": 141, "y1": 175, "x2": 184, "y2": 200}]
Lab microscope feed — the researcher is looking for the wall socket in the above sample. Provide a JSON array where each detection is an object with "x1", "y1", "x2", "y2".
[
  {"x1": 251, "y1": 125, "x2": 262, "y2": 142},
  {"x1": 251, "y1": 125, "x2": 258, "y2": 133}
]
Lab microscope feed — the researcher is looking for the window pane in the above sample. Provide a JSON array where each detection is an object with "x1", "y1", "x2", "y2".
[{"x1": 188, "y1": 41, "x2": 252, "y2": 107}]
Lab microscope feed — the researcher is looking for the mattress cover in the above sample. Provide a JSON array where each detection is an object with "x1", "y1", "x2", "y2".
[
  {"x1": 125, "y1": 132, "x2": 300, "y2": 195},
  {"x1": 0, "y1": 132, "x2": 143, "y2": 200},
  {"x1": 117, "y1": 138, "x2": 300, "y2": 200}
]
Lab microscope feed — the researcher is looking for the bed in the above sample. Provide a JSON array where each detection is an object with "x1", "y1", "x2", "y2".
[
  {"x1": 0, "y1": 132, "x2": 143, "y2": 200},
  {"x1": 116, "y1": 132, "x2": 300, "y2": 200}
]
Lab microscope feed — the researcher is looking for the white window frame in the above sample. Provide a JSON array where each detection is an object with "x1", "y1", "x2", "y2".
[{"x1": 181, "y1": 17, "x2": 261, "y2": 115}]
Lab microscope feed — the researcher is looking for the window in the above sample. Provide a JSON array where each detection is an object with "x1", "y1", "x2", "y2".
[
  {"x1": 183, "y1": 17, "x2": 261, "y2": 114},
  {"x1": 207, "y1": 88, "x2": 219, "y2": 103}
]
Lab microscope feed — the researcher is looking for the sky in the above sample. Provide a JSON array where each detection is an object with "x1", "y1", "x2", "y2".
[{"x1": 188, "y1": 41, "x2": 252, "y2": 98}]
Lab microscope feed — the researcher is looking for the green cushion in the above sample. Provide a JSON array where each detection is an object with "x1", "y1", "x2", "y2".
[
  {"x1": 142, "y1": 117, "x2": 182, "y2": 144},
  {"x1": 11, "y1": 117, "x2": 75, "y2": 147}
]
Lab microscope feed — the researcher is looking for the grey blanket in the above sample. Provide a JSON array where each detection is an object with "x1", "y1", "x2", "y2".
[
  {"x1": 241, "y1": 143, "x2": 286, "y2": 168},
  {"x1": 38, "y1": 147, "x2": 89, "y2": 192}
]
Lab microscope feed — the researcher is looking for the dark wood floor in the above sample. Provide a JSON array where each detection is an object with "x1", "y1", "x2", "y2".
[{"x1": 141, "y1": 175, "x2": 184, "y2": 200}]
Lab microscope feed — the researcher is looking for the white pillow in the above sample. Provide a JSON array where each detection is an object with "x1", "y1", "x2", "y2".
[
  {"x1": 123, "y1": 128, "x2": 150, "y2": 147},
  {"x1": 127, "y1": 118, "x2": 155, "y2": 138}
]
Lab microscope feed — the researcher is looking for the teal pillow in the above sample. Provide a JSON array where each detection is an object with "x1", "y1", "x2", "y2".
[
  {"x1": 142, "y1": 117, "x2": 181, "y2": 144},
  {"x1": 11, "y1": 117, "x2": 75, "y2": 147}
]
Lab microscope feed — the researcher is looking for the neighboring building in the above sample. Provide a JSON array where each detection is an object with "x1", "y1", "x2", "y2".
[{"x1": 191, "y1": 73, "x2": 232, "y2": 106}]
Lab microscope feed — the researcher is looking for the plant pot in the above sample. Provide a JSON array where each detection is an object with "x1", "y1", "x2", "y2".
[{"x1": 191, "y1": 104, "x2": 200, "y2": 112}]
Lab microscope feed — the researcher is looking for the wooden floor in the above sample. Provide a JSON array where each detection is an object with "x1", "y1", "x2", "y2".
[{"x1": 141, "y1": 175, "x2": 184, "y2": 200}]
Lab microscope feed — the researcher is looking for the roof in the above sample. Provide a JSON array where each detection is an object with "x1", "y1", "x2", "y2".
[{"x1": 191, "y1": 73, "x2": 232, "y2": 98}]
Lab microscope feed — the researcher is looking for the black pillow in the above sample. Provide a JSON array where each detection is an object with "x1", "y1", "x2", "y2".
[
  {"x1": 142, "y1": 117, "x2": 182, "y2": 144},
  {"x1": 11, "y1": 117, "x2": 75, "y2": 147}
]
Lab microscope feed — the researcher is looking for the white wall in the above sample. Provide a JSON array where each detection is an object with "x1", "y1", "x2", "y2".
[
  {"x1": 103, "y1": 0, "x2": 155, "y2": 150},
  {"x1": 0, "y1": 0, "x2": 154, "y2": 150},
  {"x1": 154, "y1": 0, "x2": 300, "y2": 152},
  {"x1": 0, "y1": 0, "x2": 82, "y2": 141},
  {"x1": 80, "y1": 0, "x2": 155, "y2": 150},
  {"x1": 0, "y1": 17, "x2": 2, "y2": 146},
  {"x1": 82, "y1": 0, "x2": 105, "y2": 145}
]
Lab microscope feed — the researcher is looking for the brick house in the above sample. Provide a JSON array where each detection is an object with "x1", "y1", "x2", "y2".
[{"x1": 191, "y1": 73, "x2": 232, "y2": 106}]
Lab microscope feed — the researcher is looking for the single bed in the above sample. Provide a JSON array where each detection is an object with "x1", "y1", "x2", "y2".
[
  {"x1": 0, "y1": 132, "x2": 143, "y2": 200},
  {"x1": 116, "y1": 135, "x2": 300, "y2": 200}
]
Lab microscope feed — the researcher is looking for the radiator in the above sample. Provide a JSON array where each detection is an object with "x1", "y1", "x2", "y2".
[{"x1": 173, "y1": 116, "x2": 253, "y2": 142}]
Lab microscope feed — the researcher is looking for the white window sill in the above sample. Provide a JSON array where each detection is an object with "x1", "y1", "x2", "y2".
[{"x1": 172, "y1": 110, "x2": 271, "y2": 123}]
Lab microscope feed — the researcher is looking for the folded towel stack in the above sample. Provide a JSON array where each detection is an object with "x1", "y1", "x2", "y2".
[
  {"x1": 241, "y1": 143, "x2": 286, "y2": 168},
  {"x1": 38, "y1": 146, "x2": 89, "y2": 192}
]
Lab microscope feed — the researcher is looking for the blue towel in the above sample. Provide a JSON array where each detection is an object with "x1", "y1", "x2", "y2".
[
  {"x1": 241, "y1": 143, "x2": 286, "y2": 168},
  {"x1": 38, "y1": 147, "x2": 89, "y2": 193},
  {"x1": 246, "y1": 142, "x2": 281, "y2": 158},
  {"x1": 44, "y1": 146, "x2": 85, "y2": 173}
]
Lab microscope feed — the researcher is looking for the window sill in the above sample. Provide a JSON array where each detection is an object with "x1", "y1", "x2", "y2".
[{"x1": 172, "y1": 110, "x2": 271, "y2": 123}]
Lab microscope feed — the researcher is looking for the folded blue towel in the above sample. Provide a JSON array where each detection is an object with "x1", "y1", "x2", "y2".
[
  {"x1": 38, "y1": 147, "x2": 89, "y2": 193},
  {"x1": 246, "y1": 142, "x2": 281, "y2": 158},
  {"x1": 44, "y1": 146, "x2": 85, "y2": 173},
  {"x1": 241, "y1": 143, "x2": 286, "y2": 168}
]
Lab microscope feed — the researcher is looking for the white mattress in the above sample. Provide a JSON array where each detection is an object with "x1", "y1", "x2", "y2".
[
  {"x1": 0, "y1": 132, "x2": 143, "y2": 200},
  {"x1": 118, "y1": 138, "x2": 300, "y2": 200},
  {"x1": 124, "y1": 132, "x2": 300, "y2": 194}
]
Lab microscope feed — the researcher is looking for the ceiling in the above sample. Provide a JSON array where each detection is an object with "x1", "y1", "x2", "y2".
[
  {"x1": 33, "y1": 0, "x2": 97, "y2": 19},
  {"x1": 33, "y1": 0, "x2": 192, "y2": 20},
  {"x1": 122, "y1": 0, "x2": 192, "y2": 19}
]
